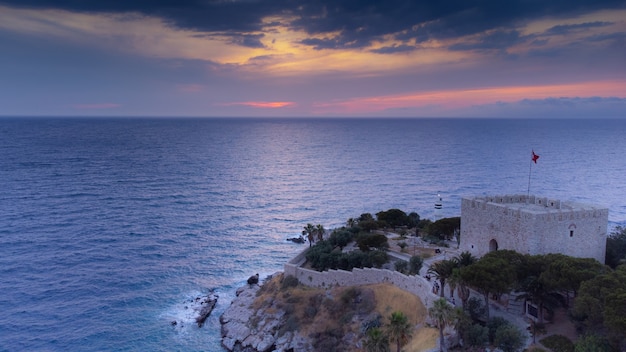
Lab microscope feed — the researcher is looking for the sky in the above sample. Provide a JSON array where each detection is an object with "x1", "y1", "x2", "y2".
[{"x1": 0, "y1": 0, "x2": 625, "y2": 118}]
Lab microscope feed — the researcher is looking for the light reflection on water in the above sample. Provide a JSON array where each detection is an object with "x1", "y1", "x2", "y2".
[{"x1": 0, "y1": 117, "x2": 624, "y2": 351}]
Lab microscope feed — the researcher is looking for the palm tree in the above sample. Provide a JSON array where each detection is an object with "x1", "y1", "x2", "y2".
[
  {"x1": 386, "y1": 311, "x2": 412, "y2": 352},
  {"x1": 429, "y1": 298, "x2": 456, "y2": 352},
  {"x1": 452, "y1": 251, "x2": 476, "y2": 308},
  {"x1": 455, "y1": 251, "x2": 477, "y2": 267},
  {"x1": 315, "y1": 224, "x2": 325, "y2": 242},
  {"x1": 303, "y1": 223, "x2": 316, "y2": 247},
  {"x1": 364, "y1": 327, "x2": 390, "y2": 352},
  {"x1": 428, "y1": 259, "x2": 457, "y2": 297}
]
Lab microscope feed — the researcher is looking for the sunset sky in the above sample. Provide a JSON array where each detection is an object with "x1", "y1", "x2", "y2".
[{"x1": 1, "y1": 0, "x2": 625, "y2": 117}]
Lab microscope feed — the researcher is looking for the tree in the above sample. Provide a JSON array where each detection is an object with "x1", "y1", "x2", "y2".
[
  {"x1": 428, "y1": 298, "x2": 456, "y2": 352},
  {"x1": 541, "y1": 254, "x2": 606, "y2": 304},
  {"x1": 575, "y1": 334, "x2": 612, "y2": 352},
  {"x1": 364, "y1": 327, "x2": 390, "y2": 352},
  {"x1": 426, "y1": 217, "x2": 460, "y2": 240},
  {"x1": 455, "y1": 251, "x2": 477, "y2": 267},
  {"x1": 460, "y1": 255, "x2": 516, "y2": 319},
  {"x1": 303, "y1": 223, "x2": 316, "y2": 247},
  {"x1": 428, "y1": 259, "x2": 457, "y2": 297},
  {"x1": 573, "y1": 265, "x2": 626, "y2": 350},
  {"x1": 515, "y1": 275, "x2": 561, "y2": 323},
  {"x1": 329, "y1": 229, "x2": 352, "y2": 249},
  {"x1": 451, "y1": 251, "x2": 476, "y2": 309},
  {"x1": 357, "y1": 233, "x2": 389, "y2": 251},
  {"x1": 376, "y1": 209, "x2": 409, "y2": 229},
  {"x1": 606, "y1": 226, "x2": 626, "y2": 268},
  {"x1": 316, "y1": 224, "x2": 326, "y2": 242},
  {"x1": 407, "y1": 212, "x2": 420, "y2": 228},
  {"x1": 409, "y1": 255, "x2": 423, "y2": 275},
  {"x1": 386, "y1": 311, "x2": 412, "y2": 352},
  {"x1": 494, "y1": 324, "x2": 525, "y2": 352}
]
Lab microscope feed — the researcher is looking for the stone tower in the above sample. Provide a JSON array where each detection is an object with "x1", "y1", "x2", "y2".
[{"x1": 460, "y1": 194, "x2": 608, "y2": 262}]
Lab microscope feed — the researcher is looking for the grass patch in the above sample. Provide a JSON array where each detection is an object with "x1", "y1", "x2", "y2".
[{"x1": 249, "y1": 275, "x2": 436, "y2": 352}]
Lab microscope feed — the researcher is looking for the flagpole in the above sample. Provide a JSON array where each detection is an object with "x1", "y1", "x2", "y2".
[
  {"x1": 528, "y1": 150, "x2": 539, "y2": 197},
  {"x1": 527, "y1": 154, "x2": 532, "y2": 197}
]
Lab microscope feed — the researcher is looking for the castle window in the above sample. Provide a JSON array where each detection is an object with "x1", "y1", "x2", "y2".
[{"x1": 570, "y1": 230, "x2": 574, "y2": 237}]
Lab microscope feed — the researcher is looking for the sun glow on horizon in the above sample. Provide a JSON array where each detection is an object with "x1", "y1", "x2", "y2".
[{"x1": 222, "y1": 101, "x2": 296, "y2": 108}]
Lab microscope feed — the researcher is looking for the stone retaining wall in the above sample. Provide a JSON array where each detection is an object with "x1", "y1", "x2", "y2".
[{"x1": 284, "y1": 249, "x2": 439, "y2": 309}]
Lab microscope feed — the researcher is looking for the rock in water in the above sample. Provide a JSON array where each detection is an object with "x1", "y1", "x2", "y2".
[
  {"x1": 195, "y1": 293, "x2": 218, "y2": 327},
  {"x1": 247, "y1": 273, "x2": 259, "y2": 286}
]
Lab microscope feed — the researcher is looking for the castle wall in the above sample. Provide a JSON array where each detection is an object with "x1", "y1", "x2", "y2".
[
  {"x1": 284, "y1": 250, "x2": 440, "y2": 309},
  {"x1": 460, "y1": 195, "x2": 608, "y2": 262}
]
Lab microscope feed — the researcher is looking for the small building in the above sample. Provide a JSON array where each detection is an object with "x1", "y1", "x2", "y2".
[{"x1": 460, "y1": 194, "x2": 608, "y2": 263}]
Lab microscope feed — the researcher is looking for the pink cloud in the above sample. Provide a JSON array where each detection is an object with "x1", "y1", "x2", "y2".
[
  {"x1": 312, "y1": 80, "x2": 626, "y2": 115},
  {"x1": 222, "y1": 101, "x2": 296, "y2": 108}
]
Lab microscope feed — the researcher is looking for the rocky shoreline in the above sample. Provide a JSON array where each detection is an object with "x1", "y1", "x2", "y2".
[{"x1": 219, "y1": 273, "x2": 313, "y2": 352}]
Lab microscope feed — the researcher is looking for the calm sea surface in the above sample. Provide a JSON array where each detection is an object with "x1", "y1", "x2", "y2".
[{"x1": 1, "y1": 117, "x2": 625, "y2": 351}]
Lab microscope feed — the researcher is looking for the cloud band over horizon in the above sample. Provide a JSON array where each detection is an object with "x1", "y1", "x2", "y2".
[{"x1": 0, "y1": 0, "x2": 624, "y2": 117}]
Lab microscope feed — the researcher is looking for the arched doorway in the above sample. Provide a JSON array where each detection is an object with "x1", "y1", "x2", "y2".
[{"x1": 489, "y1": 239, "x2": 498, "y2": 252}]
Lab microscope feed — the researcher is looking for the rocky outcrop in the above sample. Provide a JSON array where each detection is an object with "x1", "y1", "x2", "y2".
[
  {"x1": 220, "y1": 274, "x2": 313, "y2": 352},
  {"x1": 170, "y1": 291, "x2": 218, "y2": 328}
]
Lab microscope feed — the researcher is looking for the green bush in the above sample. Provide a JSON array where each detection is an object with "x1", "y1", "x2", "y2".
[
  {"x1": 409, "y1": 255, "x2": 423, "y2": 275},
  {"x1": 540, "y1": 334, "x2": 575, "y2": 352},
  {"x1": 357, "y1": 233, "x2": 389, "y2": 251},
  {"x1": 394, "y1": 260, "x2": 408, "y2": 273},
  {"x1": 467, "y1": 297, "x2": 487, "y2": 322},
  {"x1": 329, "y1": 229, "x2": 353, "y2": 249},
  {"x1": 487, "y1": 316, "x2": 511, "y2": 342},
  {"x1": 281, "y1": 275, "x2": 299, "y2": 290},
  {"x1": 464, "y1": 323, "x2": 489, "y2": 347},
  {"x1": 495, "y1": 324, "x2": 525, "y2": 352}
]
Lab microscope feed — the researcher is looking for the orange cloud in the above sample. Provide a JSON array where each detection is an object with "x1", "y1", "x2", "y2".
[
  {"x1": 313, "y1": 80, "x2": 626, "y2": 114},
  {"x1": 224, "y1": 101, "x2": 296, "y2": 108}
]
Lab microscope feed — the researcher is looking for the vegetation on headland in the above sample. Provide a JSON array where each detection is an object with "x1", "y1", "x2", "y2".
[
  {"x1": 252, "y1": 273, "x2": 436, "y2": 352},
  {"x1": 293, "y1": 209, "x2": 626, "y2": 351}
]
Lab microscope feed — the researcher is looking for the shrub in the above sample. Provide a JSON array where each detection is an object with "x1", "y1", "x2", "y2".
[
  {"x1": 467, "y1": 297, "x2": 487, "y2": 322},
  {"x1": 281, "y1": 275, "x2": 299, "y2": 290},
  {"x1": 409, "y1": 255, "x2": 423, "y2": 275},
  {"x1": 341, "y1": 287, "x2": 360, "y2": 305},
  {"x1": 329, "y1": 229, "x2": 353, "y2": 249},
  {"x1": 278, "y1": 315, "x2": 299, "y2": 336},
  {"x1": 369, "y1": 250, "x2": 389, "y2": 268},
  {"x1": 361, "y1": 314, "x2": 383, "y2": 333},
  {"x1": 357, "y1": 233, "x2": 389, "y2": 251},
  {"x1": 540, "y1": 334, "x2": 575, "y2": 352},
  {"x1": 464, "y1": 323, "x2": 489, "y2": 347},
  {"x1": 487, "y1": 316, "x2": 511, "y2": 342},
  {"x1": 395, "y1": 260, "x2": 408, "y2": 273},
  {"x1": 398, "y1": 241, "x2": 408, "y2": 251},
  {"x1": 494, "y1": 324, "x2": 525, "y2": 352},
  {"x1": 574, "y1": 334, "x2": 612, "y2": 352}
]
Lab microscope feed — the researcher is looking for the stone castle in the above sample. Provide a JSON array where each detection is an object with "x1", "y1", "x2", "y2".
[{"x1": 460, "y1": 194, "x2": 608, "y2": 262}]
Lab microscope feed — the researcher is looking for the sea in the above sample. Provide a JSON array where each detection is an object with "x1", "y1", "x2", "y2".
[{"x1": 1, "y1": 117, "x2": 625, "y2": 351}]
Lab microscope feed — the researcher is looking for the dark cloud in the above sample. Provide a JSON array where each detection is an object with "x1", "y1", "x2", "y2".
[
  {"x1": 546, "y1": 21, "x2": 613, "y2": 35},
  {"x1": 2, "y1": 0, "x2": 625, "y2": 50},
  {"x1": 448, "y1": 30, "x2": 523, "y2": 51},
  {"x1": 229, "y1": 33, "x2": 266, "y2": 48}
]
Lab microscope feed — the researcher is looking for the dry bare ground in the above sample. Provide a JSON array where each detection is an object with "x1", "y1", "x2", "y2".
[{"x1": 254, "y1": 274, "x2": 437, "y2": 351}]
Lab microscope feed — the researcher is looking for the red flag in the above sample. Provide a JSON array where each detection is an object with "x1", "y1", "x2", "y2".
[{"x1": 532, "y1": 150, "x2": 539, "y2": 164}]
